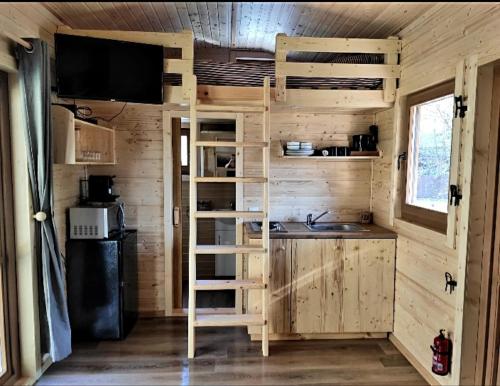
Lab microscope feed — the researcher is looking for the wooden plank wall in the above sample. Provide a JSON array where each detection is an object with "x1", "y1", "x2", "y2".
[
  {"x1": 371, "y1": 108, "x2": 394, "y2": 228},
  {"x1": 78, "y1": 101, "x2": 166, "y2": 316},
  {"x1": 0, "y1": 4, "x2": 61, "y2": 71},
  {"x1": 243, "y1": 111, "x2": 375, "y2": 222},
  {"x1": 377, "y1": 3, "x2": 500, "y2": 385},
  {"x1": 52, "y1": 165, "x2": 85, "y2": 253}
]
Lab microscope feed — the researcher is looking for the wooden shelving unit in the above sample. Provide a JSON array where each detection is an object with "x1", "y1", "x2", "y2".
[
  {"x1": 52, "y1": 105, "x2": 116, "y2": 165},
  {"x1": 278, "y1": 142, "x2": 382, "y2": 161}
]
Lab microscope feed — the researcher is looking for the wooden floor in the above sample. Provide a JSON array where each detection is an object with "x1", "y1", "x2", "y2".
[{"x1": 38, "y1": 318, "x2": 427, "y2": 385}]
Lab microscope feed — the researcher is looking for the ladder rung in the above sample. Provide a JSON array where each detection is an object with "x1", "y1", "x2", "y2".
[
  {"x1": 194, "y1": 211, "x2": 265, "y2": 219},
  {"x1": 194, "y1": 177, "x2": 267, "y2": 183},
  {"x1": 197, "y1": 104, "x2": 265, "y2": 112},
  {"x1": 195, "y1": 141, "x2": 268, "y2": 148},
  {"x1": 194, "y1": 314, "x2": 265, "y2": 327},
  {"x1": 195, "y1": 245, "x2": 266, "y2": 254},
  {"x1": 194, "y1": 279, "x2": 266, "y2": 291}
]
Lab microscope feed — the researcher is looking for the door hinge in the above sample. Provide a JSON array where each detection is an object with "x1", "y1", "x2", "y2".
[
  {"x1": 449, "y1": 184, "x2": 462, "y2": 206},
  {"x1": 454, "y1": 95, "x2": 467, "y2": 118},
  {"x1": 397, "y1": 152, "x2": 407, "y2": 170}
]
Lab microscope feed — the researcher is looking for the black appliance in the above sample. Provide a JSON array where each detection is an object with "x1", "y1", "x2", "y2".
[
  {"x1": 66, "y1": 230, "x2": 138, "y2": 341},
  {"x1": 55, "y1": 33, "x2": 164, "y2": 104},
  {"x1": 88, "y1": 175, "x2": 119, "y2": 202}
]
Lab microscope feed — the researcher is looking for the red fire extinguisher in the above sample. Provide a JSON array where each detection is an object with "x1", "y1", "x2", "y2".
[{"x1": 430, "y1": 329, "x2": 452, "y2": 376}]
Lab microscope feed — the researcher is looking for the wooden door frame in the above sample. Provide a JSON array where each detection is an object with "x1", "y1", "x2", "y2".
[
  {"x1": 460, "y1": 62, "x2": 500, "y2": 384},
  {"x1": 163, "y1": 110, "x2": 244, "y2": 316}
]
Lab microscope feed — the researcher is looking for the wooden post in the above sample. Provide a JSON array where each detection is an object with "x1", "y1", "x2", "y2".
[
  {"x1": 187, "y1": 75, "x2": 197, "y2": 359},
  {"x1": 383, "y1": 36, "x2": 399, "y2": 103},
  {"x1": 261, "y1": 77, "x2": 271, "y2": 356},
  {"x1": 275, "y1": 34, "x2": 287, "y2": 102}
]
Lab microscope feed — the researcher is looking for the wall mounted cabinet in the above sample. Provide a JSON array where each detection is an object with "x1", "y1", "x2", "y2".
[{"x1": 52, "y1": 105, "x2": 116, "y2": 165}]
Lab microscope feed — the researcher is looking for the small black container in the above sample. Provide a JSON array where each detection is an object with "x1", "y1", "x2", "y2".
[{"x1": 337, "y1": 146, "x2": 350, "y2": 156}]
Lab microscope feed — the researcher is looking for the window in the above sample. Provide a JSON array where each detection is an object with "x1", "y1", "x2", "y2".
[
  {"x1": 181, "y1": 134, "x2": 188, "y2": 167},
  {"x1": 181, "y1": 129, "x2": 189, "y2": 175},
  {"x1": 401, "y1": 81, "x2": 455, "y2": 233}
]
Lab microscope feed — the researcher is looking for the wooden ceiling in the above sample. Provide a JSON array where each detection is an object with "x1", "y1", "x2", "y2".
[{"x1": 43, "y1": 2, "x2": 435, "y2": 55}]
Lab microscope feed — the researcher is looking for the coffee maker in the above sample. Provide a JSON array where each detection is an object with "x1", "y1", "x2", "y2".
[{"x1": 88, "y1": 175, "x2": 120, "y2": 203}]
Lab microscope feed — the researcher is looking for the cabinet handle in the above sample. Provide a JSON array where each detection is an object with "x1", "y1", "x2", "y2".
[{"x1": 281, "y1": 246, "x2": 286, "y2": 251}]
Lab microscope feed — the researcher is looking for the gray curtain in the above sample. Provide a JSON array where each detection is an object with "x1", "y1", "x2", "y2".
[{"x1": 16, "y1": 39, "x2": 72, "y2": 361}]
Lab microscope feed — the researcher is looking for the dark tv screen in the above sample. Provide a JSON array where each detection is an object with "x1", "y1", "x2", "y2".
[{"x1": 55, "y1": 33, "x2": 164, "y2": 104}]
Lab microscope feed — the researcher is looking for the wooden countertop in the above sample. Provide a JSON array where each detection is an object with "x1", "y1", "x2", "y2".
[{"x1": 245, "y1": 222, "x2": 397, "y2": 239}]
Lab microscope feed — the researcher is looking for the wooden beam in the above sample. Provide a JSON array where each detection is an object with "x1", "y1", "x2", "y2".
[
  {"x1": 276, "y1": 35, "x2": 402, "y2": 54},
  {"x1": 285, "y1": 89, "x2": 392, "y2": 109},
  {"x1": 56, "y1": 26, "x2": 193, "y2": 53},
  {"x1": 164, "y1": 59, "x2": 193, "y2": 75},
  {"x1": 276, "y1": 62, "x2": 400, "y2": 79},
  {"x1": 383, "y1": 36, "x2": 399, "y2": 103},
  {"x1": 275, "y1": 33, "x2": 288, "y2": 102}
]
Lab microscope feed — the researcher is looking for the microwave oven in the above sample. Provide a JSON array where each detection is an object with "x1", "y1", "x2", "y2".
[{"x1": 69, "y1": 203, "x2": 124, "y2": 239}]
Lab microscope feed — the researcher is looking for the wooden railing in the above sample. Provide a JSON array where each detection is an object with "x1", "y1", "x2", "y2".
[{"x1": 274, "y1": 34, "x2": 401, "y2": 103}]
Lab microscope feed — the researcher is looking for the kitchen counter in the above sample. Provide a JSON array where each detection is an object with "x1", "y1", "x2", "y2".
[{"x1": 245, "y1": 222, "x2": 397, "y2": 239}]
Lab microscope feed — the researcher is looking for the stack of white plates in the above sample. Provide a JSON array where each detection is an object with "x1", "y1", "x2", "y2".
[{"x1": 285, "y1": 141, "x2": 314, "y2": 156}]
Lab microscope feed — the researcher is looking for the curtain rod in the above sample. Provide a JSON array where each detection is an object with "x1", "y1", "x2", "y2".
[{"x1": 2, "y1": 31, "x2": 33, "y2": 50}]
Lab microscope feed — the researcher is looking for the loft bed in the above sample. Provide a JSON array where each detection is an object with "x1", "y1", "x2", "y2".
[
  {"x1": 164, "y1": 34, "x2": 400, "y2": 110},
  {"x1": 164, "y1": 57, "x2": 384, "y2": 89}
]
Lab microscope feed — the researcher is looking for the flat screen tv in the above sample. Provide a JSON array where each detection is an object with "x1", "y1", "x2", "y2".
[{"x1": 55, "y1": 33, "x2": 164, "y2": 104}]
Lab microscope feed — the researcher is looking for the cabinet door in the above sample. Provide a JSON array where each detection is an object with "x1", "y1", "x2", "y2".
[
  {"x1": 247, "y1": 238, "x2": 292, "y2": 334},
  {"x1": 291, "y1": 239, "x2": 344, "y2": 333},
  {"x1": 342, "y1": 239, "x2": 395, "y2": 332}
]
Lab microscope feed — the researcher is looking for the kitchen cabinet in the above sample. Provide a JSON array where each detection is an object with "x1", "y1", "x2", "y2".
[
  {"x1": 245, "y1": 238, "x2": 395, "y2": 337},
  {"x1": 246, "y1": 239, "x2": 292, "y2": 334},
  {"x1": 52, "y1": 105, "x2": 116, "y2": 165}
]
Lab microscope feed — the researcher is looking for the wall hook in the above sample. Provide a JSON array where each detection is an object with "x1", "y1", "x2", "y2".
[{"x1": 445, "y1": 272, "x2": 457, "y2": 294}]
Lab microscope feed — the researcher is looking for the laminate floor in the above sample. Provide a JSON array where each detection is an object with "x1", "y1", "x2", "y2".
[{"x1": 38, "y1": 318, "x2": 427, "y2": 385}]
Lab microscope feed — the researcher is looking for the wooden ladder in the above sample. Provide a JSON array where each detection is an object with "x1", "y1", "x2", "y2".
[{"x1": 187, "y1": 76, "x2": 271, "y2": 359}]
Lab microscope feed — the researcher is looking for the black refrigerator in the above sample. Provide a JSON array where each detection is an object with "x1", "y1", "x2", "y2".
[{"x1": 66, "y1": 230, "x2": 138, "y2": 341}]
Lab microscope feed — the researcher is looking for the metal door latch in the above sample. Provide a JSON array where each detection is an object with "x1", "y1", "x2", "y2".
[
  {"x1": 454, "y1": 95, "x2": 467, "y2": 118},
  {"x1": 449, "y1": 185, "x2": 462, "y2": 206},
  {"x1": 445, "y1": 272, "x2": 457, "y2": 294},
  {"x1": 397, "y1": 152, "x2": 407, "y2": 170}
]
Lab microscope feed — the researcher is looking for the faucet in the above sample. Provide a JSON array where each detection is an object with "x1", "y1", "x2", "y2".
[{"x1": 306, "y1": 210, "x2": 330, "y2": 226}]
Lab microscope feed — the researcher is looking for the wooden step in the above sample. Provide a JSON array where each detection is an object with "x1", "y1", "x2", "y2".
[
  {"x1": 195, "y1": 141, "x2": 268, "y2": 148},
  {"x1": 194, "y1": 314, "x2": 265, "y2": 327},
  {"x1": 194, "y1": 279, "x2": 266, "y2": 291},
  {"x1": 195, "y1": 245, "x2": 266, "y2": 254},
  {"x1": 194, "y1": 211, "x2": 265, "y2": 219},
  {"x1": 197, "y1": 104, "x2": 266, "y2": 113},
  {"x1": 194, "y1": 177, "x2": 267, "y2": 183}
]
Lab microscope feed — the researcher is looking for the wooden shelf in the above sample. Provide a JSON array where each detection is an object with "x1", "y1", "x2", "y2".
[
  {"x1": 280, "y1": 155, "x2": 381, "y2": 161},
  {"x1": 194, "y1": 279, "x2": 266, "y2": 291},
  {"x1": 195, "y1": 245, "x2": 266, "y2": 254},
  {"x1": 52, "y1": 105, "x2": 116, "y2": 165},
  {"x1": 194, "y1": 314, "x2": 265, "y2": 327}
]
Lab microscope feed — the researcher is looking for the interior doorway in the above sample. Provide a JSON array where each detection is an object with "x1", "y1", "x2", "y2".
[{"x1": 172, "y1": 116, "x2": 238, "y2": 310}]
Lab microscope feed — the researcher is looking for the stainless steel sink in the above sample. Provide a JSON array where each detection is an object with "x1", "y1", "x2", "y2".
[
  {"x1": 249, "y1": 221, "x2": 287, "y2": 233},
  {"x1": 305, "y1": 223, "x2": 368, "y2": 232}
]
